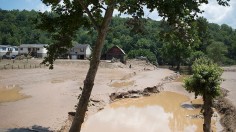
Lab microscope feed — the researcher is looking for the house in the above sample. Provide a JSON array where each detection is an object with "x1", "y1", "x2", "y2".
[
  {"x1": 69, "y1": 44, "x2": 92, "y2": 59},
  {"x1": 0, "y1": 45, "x2": 19, "y2": 58},
  {"x1": 106, "y1": 45, "x2": 126, "y2": 63},
  {"x1": 0, "y1": 45, "x2": 11, "y2": 58},
  {"x1": 19, "y1": 44, "x2": 48, "y2": 58}
]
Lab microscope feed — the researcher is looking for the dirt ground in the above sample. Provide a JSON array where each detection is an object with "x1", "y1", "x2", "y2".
[
  {"x1": 0, "y1": 59, "x2": 174, "y2": 131},
  {"x1": 214, "y1": 95, "x2": 236, "y2": 132},
  {"x1": 0, "y1": 59, "x2": 235, "y2": 131},
  {"x1": 215, "y1": 67, "x2": 236, "y2": 132}
]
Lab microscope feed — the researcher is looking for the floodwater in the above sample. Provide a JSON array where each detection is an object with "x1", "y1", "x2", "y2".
[
  {"x1": 0, "y1": 85, "x2": 30, "y2": 103},
  {"x1": 82, "y1": 91, "x2": 218, "y2": 132}
]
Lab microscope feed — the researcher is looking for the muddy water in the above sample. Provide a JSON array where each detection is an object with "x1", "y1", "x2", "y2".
[
  {"x1": 0, "y1": 85, "x2": 30, "y2": 103},
  {"x1": 82, "y1": 92, "x2": 218, "y2": 132}
]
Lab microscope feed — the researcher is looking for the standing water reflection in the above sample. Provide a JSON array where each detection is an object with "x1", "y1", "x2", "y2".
[{"x1": 82, "y1": 91, "x2": 218, "y2": 132}]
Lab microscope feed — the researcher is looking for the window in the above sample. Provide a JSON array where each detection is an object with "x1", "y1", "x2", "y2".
[
  {"x1": 20, "y1": 48, "x2": 23, "y2": 50},
  {"x1": 15, "y1": 48, "x2": 18, "y2": 51},
  {"x1": 2, "y1": 47, "x2": 6, "y2": 51},
  {"x1": 37, "y1": 48, "x2": 40, "y2": 51},
  {"x1": 80, "y1": 48, "x2": 84, "y2": 52}
]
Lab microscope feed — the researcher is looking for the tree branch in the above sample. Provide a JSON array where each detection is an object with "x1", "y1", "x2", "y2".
[
  {"x1": 100, "y1": 1, "x2": 115, "y2": 30},
  {"x1": 101, "y1": 5, "x2": 107, "y2": 10},
  {"x1": 90, "y1": 5, "x2": 107, "y2": 12},
  {"x1": 78, "y1": 0, "x2": 100, "y2": 31}
]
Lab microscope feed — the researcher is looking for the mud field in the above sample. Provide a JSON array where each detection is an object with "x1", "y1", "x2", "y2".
[{"x1": 0, "y1": 59, "x2": 235, "y2": 131}]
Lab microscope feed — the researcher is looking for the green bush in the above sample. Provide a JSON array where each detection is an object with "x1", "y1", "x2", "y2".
[
  {"x1": 184, "y1": 57, "x2": 223, "y2": 98},
  {"x1": 128, "y1": 49, "x2": 157, "y2": 65}
]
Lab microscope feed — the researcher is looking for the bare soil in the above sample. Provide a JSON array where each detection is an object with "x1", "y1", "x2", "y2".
[
  {"x1": 0, "y1": 59, "x2": 174, "y2": 131},
  {"x1": 0, "y1": 59, "x2": 44, "y2": 70},
  {"x1": 0, "y1": 59, "x2": 235, "y2": 132}
]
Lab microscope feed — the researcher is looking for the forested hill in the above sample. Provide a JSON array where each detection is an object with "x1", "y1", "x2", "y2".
[
  {"x1": 0, "y1": 9, "x2": 51, "y2": 45},
  {"x1": 1, "y1": 9, "x2": 236, "y2": 65}
]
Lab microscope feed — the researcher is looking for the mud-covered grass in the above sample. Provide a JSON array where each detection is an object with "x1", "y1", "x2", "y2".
[{"x1": 174, "y1": 75, "x2": 190, "y2": 82}]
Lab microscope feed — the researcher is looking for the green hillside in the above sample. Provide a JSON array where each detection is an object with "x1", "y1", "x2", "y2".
[{"x1": 0, "y1": 9, "x2": 236, "y2": 65}]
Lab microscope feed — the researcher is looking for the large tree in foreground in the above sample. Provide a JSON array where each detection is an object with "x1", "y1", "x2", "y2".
[
  {"x1": 184, "y1": 57, "x2": 223, "y2": 132},
  {"x1": 39, "y1": 0, "x2": 230, "y2": 132}
]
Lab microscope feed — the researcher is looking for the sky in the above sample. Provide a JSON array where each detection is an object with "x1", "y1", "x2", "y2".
[{"x1": 0, "y1": 0, "x2": 235, "y2": 29}]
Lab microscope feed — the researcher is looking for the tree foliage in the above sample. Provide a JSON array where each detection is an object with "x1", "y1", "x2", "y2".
[
  {"x1": 184, "y1": 57, "x2": 223, "y2": 99},
  {"x1": 128, "y1": 49, "x2": 157, "y2": 64},
  {"x1": 0, "y1": 9, "x2": 235, "y2": 66},
  {"x1": 187, "y1": 51, "x2": 206, "y2": 66},
  {"x1": 184, "y1": 57, "x2": 223, "y2": 131},
  {"x1": 206, "y1": 41, "x2": 228, "y2": 65},
  {"x1": 0, "y1": 9, "x2": 51, "y2": 45}
]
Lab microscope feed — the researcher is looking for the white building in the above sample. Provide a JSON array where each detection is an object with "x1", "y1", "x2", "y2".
[
  {"x1": 19, "y1": 44, "x2": 48, "y2": 58},
  {"x1": 69, "y1": 44, "x2": 92, "y2": 59},
  {"x1": 0, "y1": 45, "x2": 19, "y2": 58},
  {"x1": 11, "y1": 46, "x2": 19, "y2": 56}
]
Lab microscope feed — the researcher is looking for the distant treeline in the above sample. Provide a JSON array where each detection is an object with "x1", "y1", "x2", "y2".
[{"x1": 0, "y1": 9, "x2": 236, "y2": 66}]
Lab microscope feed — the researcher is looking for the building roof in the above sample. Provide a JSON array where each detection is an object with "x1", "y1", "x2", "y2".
[
  {"x1": 20, "y1": 44, "x2": 48, "y2": 48},
  {"x1": 73, "y1": 43, "x2": 91, "y2": 49},
  {"x1": 11, "y1": 46, "x2": 18, "y2": 48},
  {"x1": 107, "y1": 45, "x2": 126, "y2": 55},
  {"x1": 0, "y1": 45, "x2": 11, "y2": 48},
  {"x1": 0, "y1": 45, "x2": 18, "y2": 49}
]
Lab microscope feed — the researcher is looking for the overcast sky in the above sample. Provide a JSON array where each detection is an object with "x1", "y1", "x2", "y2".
[{"x1": 0, "y1": 0, "x2": 235, "y2": 29}]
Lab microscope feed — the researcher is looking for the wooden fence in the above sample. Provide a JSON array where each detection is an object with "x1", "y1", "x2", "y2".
[
  {"x1": 0, "y1": 64, "x2": 46, "y2": 70},
  {"x1": 0, "y1": 61, "x2": 47, "y2": 70}
]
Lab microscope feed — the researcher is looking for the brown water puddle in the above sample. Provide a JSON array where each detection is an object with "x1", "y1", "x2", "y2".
[
  {"x1": 0, "y1": 85, "x2": 30, "y2": 103},
  {"x1": 82, "y1": 91, "x2": 217, "y2": 132}
]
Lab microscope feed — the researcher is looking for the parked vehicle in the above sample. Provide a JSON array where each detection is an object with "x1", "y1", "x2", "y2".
[{"x1": 2, "y1": 54, "x2": 18, "y2": 59}]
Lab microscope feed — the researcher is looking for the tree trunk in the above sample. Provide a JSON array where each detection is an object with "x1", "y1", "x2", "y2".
[
  {"x1": 175, "y1": 56, "x2": 180, "y2": 71},
  {"x1": 176, "y1": 62, "x2": 180, "y2": 71},
  {"x1": 203, "y1": 95, "x2": 213, "y2": 132},
  {"x1": 69, "y1": 3, "x2": 114, "y2": 132}
]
